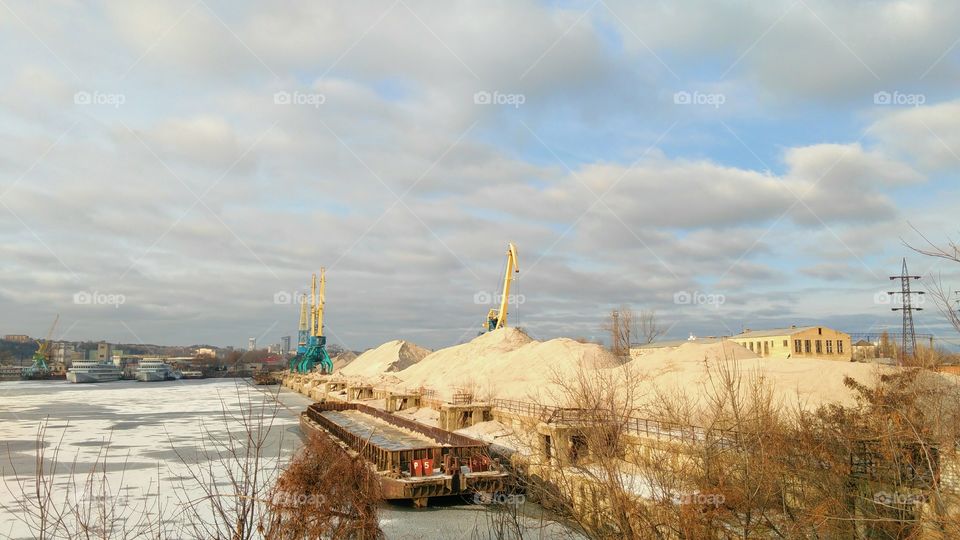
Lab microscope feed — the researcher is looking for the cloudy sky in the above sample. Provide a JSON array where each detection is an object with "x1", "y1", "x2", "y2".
[{"x1": 1, "y1": 0, "x2": 959, "y2": 351}]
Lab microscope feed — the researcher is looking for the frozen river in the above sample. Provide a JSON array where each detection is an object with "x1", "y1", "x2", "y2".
[{"x1": 0, "y1": 379, "x2": 579, "y2": 539}]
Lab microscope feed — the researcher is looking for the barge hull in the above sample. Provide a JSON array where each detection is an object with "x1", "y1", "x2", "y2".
[{"x1": 299, "y1": 402, "x2": 508, "y2": 504}]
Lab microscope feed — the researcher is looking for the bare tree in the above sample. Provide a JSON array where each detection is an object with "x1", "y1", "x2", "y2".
[
  {"x1": 604, "y1": 306, "x2": 632, "y2": 358},
  {"x1": 2, "y1": 420, "x2": 169, "y2": 540},
  {"x1": 908, "y1": 226, "x2": 960, "y2": 335},
  {"x1": 169, "y1": 383, "x2": 286, "y2": 540},
  {"x1": 634, "y1": 310, "x2": 664, "y2": 345}
]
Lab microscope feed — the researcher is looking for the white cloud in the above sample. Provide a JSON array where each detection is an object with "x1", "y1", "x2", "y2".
[{"x1": 871, "y1": 99, "x2": 960, "y2": 172}]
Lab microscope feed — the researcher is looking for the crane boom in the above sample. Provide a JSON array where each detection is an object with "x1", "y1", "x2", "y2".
[
  {"x1": 37, "y1": 314, "x2": 60, "y2": 357},
  {"x1": 486, "y1": 243, "x2": 519, "y2": 331},
  {"x1": 316, "y1": 268, "x2": 326, "y2": 337}
]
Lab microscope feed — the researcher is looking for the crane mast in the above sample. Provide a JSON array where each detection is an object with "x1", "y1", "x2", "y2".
[
  {"x1": 313, "y1": 268, "x2": 326, "y2": 337},
  {"x1": 486, "y1": 243, "x2": 519, "y2": 332},
  {"x1": 297, "y1": 295, "x2": 308, "y2": 349}
]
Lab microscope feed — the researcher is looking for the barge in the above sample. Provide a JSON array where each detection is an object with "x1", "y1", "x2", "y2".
[{"x1": 300, "y1": 402, "x2": 509, "y2": 507}]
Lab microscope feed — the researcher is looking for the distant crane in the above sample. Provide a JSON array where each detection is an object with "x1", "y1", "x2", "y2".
[
  {"x1": 23, "y1": 314, "x2": 59, "y2": 380},
  {"x1": 290, "y1": 269, "x2": 333, "y2": 374},
  {"x1": 485, "y1": 243, "x2": 520, "y2": 332}
]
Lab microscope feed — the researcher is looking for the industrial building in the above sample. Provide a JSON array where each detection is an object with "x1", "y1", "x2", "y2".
[{"x1": 729, "y1": 326, "x2": 852, "y2": 361}]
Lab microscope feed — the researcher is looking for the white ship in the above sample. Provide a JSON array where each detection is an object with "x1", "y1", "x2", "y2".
[
  {"x1": 136, "y1": 358, "x2": 181, "y2": 382},
  {"x1": 66, "y1": 360, "x2": 122, "y2": 384}
]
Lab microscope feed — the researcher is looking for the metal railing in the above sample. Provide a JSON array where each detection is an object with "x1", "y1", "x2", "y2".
[{"x1": 489, "y1": 398, "x2": 737, "y2": 446}]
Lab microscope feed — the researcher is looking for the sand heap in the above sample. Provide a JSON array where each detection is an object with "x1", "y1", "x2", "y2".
[
  {"x1": 338, "y1": 340, "x2": 431, "y2": 378},
  {"x1": 337, "y1": 330, "x2": 901, "y2": 411},
  {"x1": 628, "y1": 340, "x2": 891, "y2": 410},
  {"x1": 392, "y1": 328, "x2": 623, "y2": 403},
  {"x1": 331, "y1": 350, "x2": 358, "y2": 372}
]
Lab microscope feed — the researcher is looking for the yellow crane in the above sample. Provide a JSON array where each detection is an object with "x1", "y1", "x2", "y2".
[
  {"x1": 24, "y1": 314, "x2": 59, "y2": 379},
  {"x1": 291, "y1": 268, "x2": 332, "y2": 374},
  {"x1": 312, "y1": 268, "x2": 326, "y2": 338},
  {"x1": 485, "y1": 243, "x2": 519, "y2": 332}
]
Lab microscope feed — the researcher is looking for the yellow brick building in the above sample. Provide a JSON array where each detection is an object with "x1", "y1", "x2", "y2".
[{"x1": 730, "y1": 326, "x2": 852, "y2": 361}]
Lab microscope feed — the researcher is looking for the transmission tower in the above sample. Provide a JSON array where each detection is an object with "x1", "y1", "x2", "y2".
[{"x1": 888, "y1": 258, "x2": 923, "y2": 366}]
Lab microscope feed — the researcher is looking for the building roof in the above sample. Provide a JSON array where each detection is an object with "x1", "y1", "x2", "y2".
[
  {"x1": 731, "y1": 327, "x2": 818, "y2": 339},
  {"x1": 731, "y1": 326, "x2": 852, "y2": 339}
]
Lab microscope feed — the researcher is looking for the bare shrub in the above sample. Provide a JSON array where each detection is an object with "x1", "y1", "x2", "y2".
[
  {"x1": 261, "y1": 434, "x2": 382, "y2": 539},
  {"x1": 168, "y1": 383, "x2": 285, "y2": 540}
]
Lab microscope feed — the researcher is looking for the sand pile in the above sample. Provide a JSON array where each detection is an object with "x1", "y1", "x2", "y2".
[
  {"x1": 331, "y1": 350, "x2": 358, "y2": 372},
  {"x1": 338, "y1": 340, "x2": 431, "y2": 378},
  {"x1": 628, "y1": 340, "x2": 891, "y2": 410},
  {"x1": 393, "y1": 328, "x2": 624, "y2": 403},
  {"x1": 339, "y1": 330, "x2": 901, "y2": 412}
]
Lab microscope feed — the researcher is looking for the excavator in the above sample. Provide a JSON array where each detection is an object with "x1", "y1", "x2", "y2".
[
  {"x1": 289, "y1": 269, "x2": 333, "y2": 374},
  {"x1": 22, "y1": 314, "x2": 59, "y2": 380},
  {"x1": 484, "y1": 243, "x2": 519, "y2": 332}
]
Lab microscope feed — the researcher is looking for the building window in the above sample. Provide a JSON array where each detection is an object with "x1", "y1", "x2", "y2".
[
  {"x1": 815, "y1": 340, "x2": 822, "y2": 354},
  {"x1": 749, "y1": 342, "x2": 754, "y2": 351},
  {"x1": 826, "y1": 340, "x2": 833, "y2": 354},
  {"x1": 838, "y1": 340, "x2": 844, "y2": 354},
  {"x1": 804, "y1": 340, "x2": 811, "y2": 354},
  {"x1": 763, "y1": 342, "x2": 769, "y2": 355},
  {"x1": 794, "y1": 340, "x2": 802, "y2": 354},
  {"x1": 783, "y1": 340, "x2": 788, "y2": 348}
]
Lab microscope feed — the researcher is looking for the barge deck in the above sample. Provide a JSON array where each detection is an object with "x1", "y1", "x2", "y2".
[{"x1": 300, "y1": 402, "x2": 509, "y2": 507}]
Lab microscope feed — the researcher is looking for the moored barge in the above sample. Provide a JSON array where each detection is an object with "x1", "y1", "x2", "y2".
[{"x1": 300, "y1": 401, "x2": 509, "y2": 507}]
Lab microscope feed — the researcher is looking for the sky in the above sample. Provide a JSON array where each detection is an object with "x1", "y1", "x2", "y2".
[{"x1": 1, "y1": 0, "x2": 959, "y2": 351}]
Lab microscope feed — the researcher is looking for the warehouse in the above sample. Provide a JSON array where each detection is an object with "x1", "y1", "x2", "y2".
[{"x1": 729, "y1": 325, "x2": 852, "y2": 361}]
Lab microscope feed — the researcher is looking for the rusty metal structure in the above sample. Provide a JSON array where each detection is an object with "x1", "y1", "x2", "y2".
[{"x1": 300, "y1": 402, "x2": 508, "y2": 506}]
